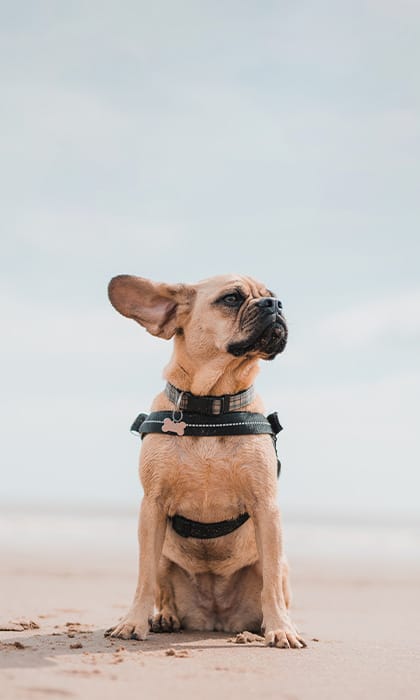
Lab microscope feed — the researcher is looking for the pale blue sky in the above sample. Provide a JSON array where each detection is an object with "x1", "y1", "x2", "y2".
[{"x1": 1, "y1": 1, "x2": 419, "y2": 517}]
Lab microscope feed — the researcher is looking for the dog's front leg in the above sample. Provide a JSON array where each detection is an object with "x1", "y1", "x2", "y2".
[
  {"x1": 253, "y1": 502, "x2": 306, "y2": 649},
  {"x1": 106, "y1": 496, "x2": 167, "y2": 640}
]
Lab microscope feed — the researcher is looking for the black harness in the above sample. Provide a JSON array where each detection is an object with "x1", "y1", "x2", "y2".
[
  {"x1": 169, "y1": 512, "x2": 251, "y2": 539},
  {"x1": 130, "y1": 384, "x2": 283, "y2": 540}
]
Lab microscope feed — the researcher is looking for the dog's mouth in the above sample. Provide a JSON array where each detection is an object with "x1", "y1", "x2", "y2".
[
  {"x1": 256, "y1": 318, "x2": 288, "y2": 359},
  {"x1": 227, "y1": 314, "x2": 288, "y2": 359}
]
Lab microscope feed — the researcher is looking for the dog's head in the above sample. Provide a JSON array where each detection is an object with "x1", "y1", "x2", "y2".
[{"x1": 108, "y1": 274, "x2": 287, "y2": 362}]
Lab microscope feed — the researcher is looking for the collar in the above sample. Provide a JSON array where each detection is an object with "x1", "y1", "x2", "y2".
[{"x1": 164, "y1": 382, "x2": 256, "y2": 416}]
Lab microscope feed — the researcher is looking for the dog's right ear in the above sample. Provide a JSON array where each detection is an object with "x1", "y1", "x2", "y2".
[{"x1": 108, "y1": 275, "x2": 194, "y2": 339}]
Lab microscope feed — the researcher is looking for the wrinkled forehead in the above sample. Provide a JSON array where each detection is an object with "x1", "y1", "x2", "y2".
[{"x1": 195, "y1": 274, "x2": 275, "y2": 300}]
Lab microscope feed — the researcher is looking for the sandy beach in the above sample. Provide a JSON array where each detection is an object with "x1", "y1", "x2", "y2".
[{"x1": 1, "y1": 509, "x2": 419, "y2": 700}]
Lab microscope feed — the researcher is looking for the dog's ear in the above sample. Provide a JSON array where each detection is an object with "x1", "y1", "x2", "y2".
[{"x1": 108, "y1": 275, "x2": 194, "y2": 339}]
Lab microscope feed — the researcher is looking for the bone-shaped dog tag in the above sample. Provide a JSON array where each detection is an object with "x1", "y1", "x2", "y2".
[{"x1": 162, "y1": 418, "x2": 187, "y2": 436}]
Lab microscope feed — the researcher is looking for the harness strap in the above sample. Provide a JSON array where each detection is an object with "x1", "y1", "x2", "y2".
[
  {"x1": 130, "y1": 410, "x2": 282, "y2": 478},
  {"x1": 132, "y1": 410, "x2": 280, "y2": 437},
  {"x1": 169, "y1": 512, "x2": 250, "y2": 539}
]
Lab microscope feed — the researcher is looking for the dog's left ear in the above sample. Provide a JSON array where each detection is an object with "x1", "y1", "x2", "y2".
[{"x1": 108, "y1": 275, "x2": 194, "y2": 339}]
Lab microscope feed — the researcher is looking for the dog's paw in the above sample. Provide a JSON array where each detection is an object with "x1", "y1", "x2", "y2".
[
  {"x1": 265, "y1": 627, "x2": 307, "y2": 649},
  {"x1": 104, "y1": 616, "x2": 149, "y2": 640},
  {"x1": 149, "y1": 612, "x2": 181, "y2": 633}
]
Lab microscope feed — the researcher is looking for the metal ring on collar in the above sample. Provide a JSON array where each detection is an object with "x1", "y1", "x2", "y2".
[{"x1": 172, "y1": 391, "x2": 184, "y2": 423}]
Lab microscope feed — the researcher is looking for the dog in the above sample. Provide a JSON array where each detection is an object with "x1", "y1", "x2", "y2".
[{"x1": 106, "y1": 273, "x2": 305, "y2": 649}]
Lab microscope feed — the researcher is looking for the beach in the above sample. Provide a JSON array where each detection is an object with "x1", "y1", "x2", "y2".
[{"x1": 1, "y1": 509, "x2": 419, "y2": 700}]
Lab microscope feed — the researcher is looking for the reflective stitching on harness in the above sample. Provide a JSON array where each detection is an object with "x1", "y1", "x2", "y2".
[{"x1": 143, "y1": 420, "x2": 270, "y2": 428}]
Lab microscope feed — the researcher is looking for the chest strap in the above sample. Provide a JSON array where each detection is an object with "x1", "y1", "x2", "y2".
[
  {"x1": 131, "y1": 410, "x2": 281, "y2": 438},
  {"x1": 130, "y1": 410, "x2": 282, "y2": 478},
  {"x1": 169, "y1": 512, "x2": 250, "y2": 539}
]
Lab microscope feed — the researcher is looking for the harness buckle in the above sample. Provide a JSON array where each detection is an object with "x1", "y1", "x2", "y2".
[{"x1": 212, "y1": 395, "x2": 227, "y2": 415}]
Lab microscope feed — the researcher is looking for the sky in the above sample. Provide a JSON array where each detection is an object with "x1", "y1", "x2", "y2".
[{"x1": 1, "y1": 1, "x2": 419, "y2": 518}]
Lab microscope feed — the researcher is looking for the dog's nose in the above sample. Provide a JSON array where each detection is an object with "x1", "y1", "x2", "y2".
[{"x1": 257, "y1": 297, "x2": 283, "y2": 312}]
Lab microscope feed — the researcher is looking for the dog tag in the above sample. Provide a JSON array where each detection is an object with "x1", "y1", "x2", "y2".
[{"x1": 162, "y1": 417, "x2": 187, "y2": 436}]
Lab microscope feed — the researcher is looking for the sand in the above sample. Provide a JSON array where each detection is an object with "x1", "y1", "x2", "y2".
[{"x1": 1, "y1": 510, "x2": 419, "y2": 700}]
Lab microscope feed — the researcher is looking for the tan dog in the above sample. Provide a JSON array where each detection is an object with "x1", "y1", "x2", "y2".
[{"x1": 106, "y1": 273, "x2": 305, "y2": 649}]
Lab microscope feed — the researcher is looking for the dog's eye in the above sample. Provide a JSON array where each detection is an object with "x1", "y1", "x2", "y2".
[{"x1": 221, "y1": 292, "x2": 243, "y2": 307}]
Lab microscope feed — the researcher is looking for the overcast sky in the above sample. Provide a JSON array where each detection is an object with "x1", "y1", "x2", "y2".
[{"x1": 1, "y1": 1, "x2": 419, "y2": 518}]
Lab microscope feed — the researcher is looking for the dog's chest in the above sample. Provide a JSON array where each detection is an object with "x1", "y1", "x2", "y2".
[{"x1": 140, "y1": 434, "x2": 269, "y2": 519}]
